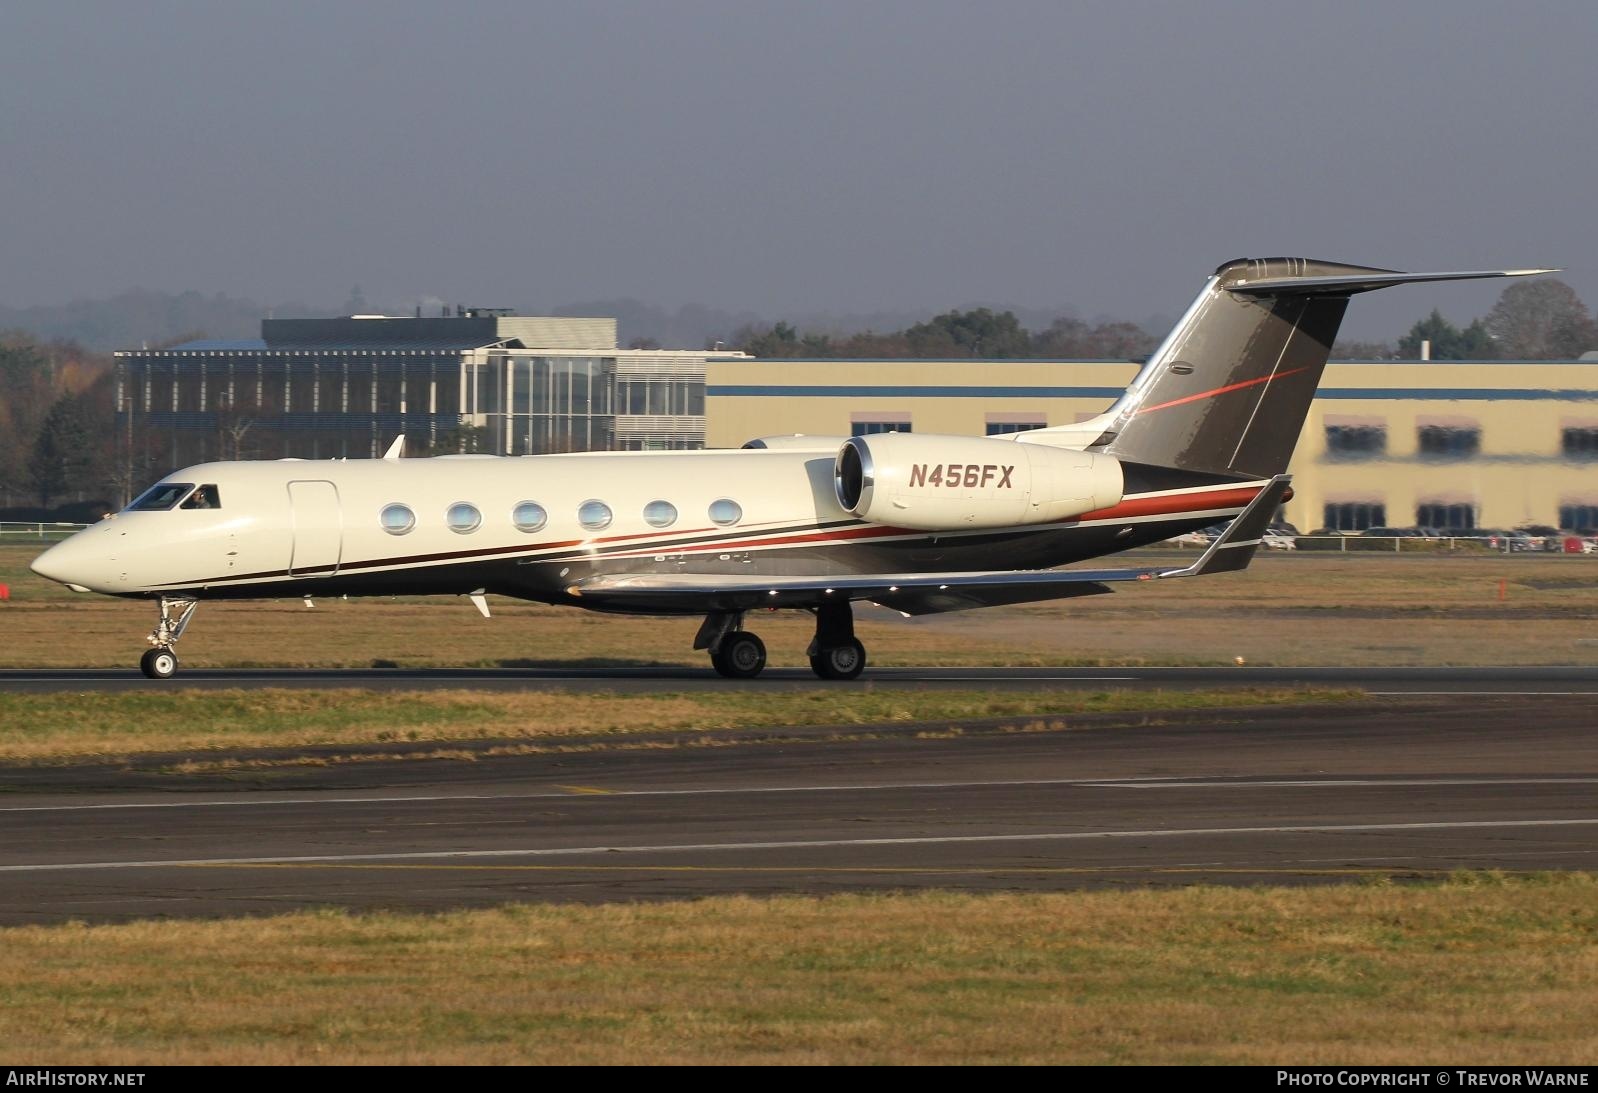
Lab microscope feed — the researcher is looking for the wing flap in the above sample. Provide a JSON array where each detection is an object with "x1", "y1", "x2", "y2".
[{"x1": 565, "y1": 567, "x2": 1137, "y2": 616}]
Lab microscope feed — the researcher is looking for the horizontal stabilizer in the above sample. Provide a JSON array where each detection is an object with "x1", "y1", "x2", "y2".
[{"x1": 1228, "y1": 267, "x2": 1558, "y2": 298}]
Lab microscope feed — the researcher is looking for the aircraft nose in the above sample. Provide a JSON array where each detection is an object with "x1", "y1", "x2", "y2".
[{"x1": 30, "y1": 537, "x2": 96, "y2": 592}]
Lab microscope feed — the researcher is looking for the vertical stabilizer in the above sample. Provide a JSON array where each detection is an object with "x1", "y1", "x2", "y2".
[{"x1": 1030, "y1": 258, "x2": 1554, "y2": 477}]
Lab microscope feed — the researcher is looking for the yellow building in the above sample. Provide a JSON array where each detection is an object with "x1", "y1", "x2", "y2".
[{"x1": 706, "y1": 359, "x2": 1598, "y2": 533}]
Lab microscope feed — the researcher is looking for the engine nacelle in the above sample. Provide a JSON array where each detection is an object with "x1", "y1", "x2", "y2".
[{"x1": 834, "y1": 433, "x2": 1123, "y2": 530}]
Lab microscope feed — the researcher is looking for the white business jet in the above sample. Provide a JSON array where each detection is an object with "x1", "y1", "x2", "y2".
[{"x1": 31, "y1": 258, "x2": 1551, "y2": 679}]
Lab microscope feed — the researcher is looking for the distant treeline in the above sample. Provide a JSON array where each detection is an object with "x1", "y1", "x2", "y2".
[
  {"x1": 730, "y1": 309, "x2": 1159, "y2": 360},
  {"x1": 730, "y1": 278, "x2": 1598, "y2": 362},
  {"x1": 2, "y1": 276, "x2": 1593, "y2": 361},
  {"x1": 0, "y1": 277, "x2": 1592, "y2": 511}
]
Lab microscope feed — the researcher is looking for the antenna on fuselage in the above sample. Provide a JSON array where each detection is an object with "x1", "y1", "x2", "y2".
[{"x1": 382, "y1": 435, "x2": 405, "y2": 460}]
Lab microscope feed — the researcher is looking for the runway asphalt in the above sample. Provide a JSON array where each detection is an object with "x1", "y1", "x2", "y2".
[
  {"x1": 3, "y1": 663, "x2": 1598, "y2": 693},
  {"x1": 0, "y1": 692, "x2": 1593, "y2": 924}
]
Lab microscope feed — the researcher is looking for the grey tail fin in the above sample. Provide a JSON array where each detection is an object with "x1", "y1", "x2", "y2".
[{"x1": 1081, "y1": 258, "x2": 1554, "y2": 478}]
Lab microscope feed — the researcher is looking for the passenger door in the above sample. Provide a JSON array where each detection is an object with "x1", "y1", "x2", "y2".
[{"x1": 287, "y1": 480, "x2": 342, "y2": 577}]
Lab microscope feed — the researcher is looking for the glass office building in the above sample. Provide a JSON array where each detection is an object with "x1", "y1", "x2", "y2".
[{"x1": 115, "y1": 311, "x2": 745, "y2": 493}]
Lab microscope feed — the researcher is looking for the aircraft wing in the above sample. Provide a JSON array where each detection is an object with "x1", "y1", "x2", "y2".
[{"x1": 566, "y1": 476, "x2": 1290, "y2": 617}]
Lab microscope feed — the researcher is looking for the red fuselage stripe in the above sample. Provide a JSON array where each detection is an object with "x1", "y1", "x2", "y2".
[
  {"x1": 1075, "y1": 485, "x2": 1261, "y2": 522},
  {"x1": 1135, "y1": 366, "x2": 1311, "y2": 415}
]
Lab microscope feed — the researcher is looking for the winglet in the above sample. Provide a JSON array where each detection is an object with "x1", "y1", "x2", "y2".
[
  {"x1": 1159, "y1": 475, "x2": 1292, "y2": 579},
  {"x1": 383, "y1": 435, "x2": 404, "y2": 460}
]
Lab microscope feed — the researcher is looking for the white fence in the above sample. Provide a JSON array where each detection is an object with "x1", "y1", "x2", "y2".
[
  {"x1": 0, "y1": 521, "x2": 89, "y2": 541},
  {"x1": 1166, "y1": 534, "x2": 1595, "y2": 554}
]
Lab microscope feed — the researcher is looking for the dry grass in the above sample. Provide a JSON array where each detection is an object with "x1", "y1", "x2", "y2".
[
  {"x1": 4, "y1": 545, "x2": 1597, "y2": 670},
  {"x1": 1, "y1": 875, "x2": 1594, "y2": 1064},
  {"x1": 0, "y1": 686, "x2": 1353, "y2": 762}
]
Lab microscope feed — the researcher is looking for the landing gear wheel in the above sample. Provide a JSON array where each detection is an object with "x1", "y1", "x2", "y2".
[
  {"x1": 140, "y1": 647, "x2": 178, "y2": 680},
  {"x1": 710, "y1": 632, "x2": 767, "y2": 679},
  {"x1": 809, "y1": 638, "x2": 866, "y2": 680}
]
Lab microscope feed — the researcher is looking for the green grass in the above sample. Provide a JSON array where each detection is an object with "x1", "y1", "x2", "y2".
[
  {"x1": 0, "y1": 686, "x2": 1358, "y2": 762},
  {"x1": 6, "y1": 544, "x2": 1598, "y2": 670},
  {"x1": 1, "y1": 875, "x2": 1593, "y2": 1064}
]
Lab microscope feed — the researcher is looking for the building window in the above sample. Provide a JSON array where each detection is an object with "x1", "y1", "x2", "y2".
[
  {"x1": 985, "y1": 420, "x2": 1045, "y2": 436},
  {"x1": 1562, "y1": 427, "x2": 1598, "y2": 459},
  {"x1": 446, "y1": 502, "x2": 482, "y2": 534},
  {"x1": 1324, "y1": 425, "x2": 1387, "y2": 457},
  {"x1": 1416, "y1": 503, "x2": 1475, "y2": 532},
  {"x1": 578, "y1": 500, "x2": 613, "y2": 531},
  {"x1": 851, "y1": 420, "x2": 911, "y2": 437},
  {"x1": 1324, "y1": 502, "x2": 1385, "y2": 531},
  {"x1": 1417, "y1": 425, "x2": 1480, "y2": 458},
  {"x1": 1560, "y1": 504, "x2": 1598, "y2": 533},
  {"x1": 643, "y1": 500, "x2": 678, "y2": 528},
  {"x1": 708, "y1": 498, "x2": 742, "y2": 526},
  {"x1": 512, "y1": 501, "x2": 548, "y2": 533},
  {"x1": 380, "y1": 503, "x2": 416, "y2": 535}
]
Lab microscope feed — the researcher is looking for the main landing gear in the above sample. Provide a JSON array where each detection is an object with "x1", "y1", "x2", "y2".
[
  {"x1": 139, "y1": 596, "x2": 198, "y2": 679},
  {"x1": 696, "y1": 601, "x2": 867, "y2": 681}
]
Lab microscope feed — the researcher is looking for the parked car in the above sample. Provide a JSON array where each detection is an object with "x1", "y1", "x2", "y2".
[
  {"x1": 1262, "y1": 530, "x2": 1297, "y2": 550},
  {"x1": 1511, "y1": 525, "x2": 1563, "y2": 552}
]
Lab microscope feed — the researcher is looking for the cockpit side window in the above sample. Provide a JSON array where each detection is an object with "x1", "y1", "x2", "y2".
[
  {"x1": 180, "y1": 484, "x2": 221, "y2": 510},
  {"x1": 129, "y1": 483, "x2": 195, "y2": 511}
]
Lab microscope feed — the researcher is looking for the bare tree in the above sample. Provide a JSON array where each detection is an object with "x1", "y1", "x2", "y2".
[
  {"x1": 1484, "y1": 280, "x2": 1598, "y2": 359},
  {"x1": 213, "y1": 394, "x2": 259, "y2": 460}
]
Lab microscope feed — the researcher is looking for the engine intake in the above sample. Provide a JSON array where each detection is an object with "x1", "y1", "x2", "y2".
[{"x1": 834, "y1": 433, "x2": 1122, "y2": 530}]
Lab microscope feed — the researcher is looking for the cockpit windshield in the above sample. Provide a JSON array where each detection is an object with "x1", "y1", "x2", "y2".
[
  {"x1": 128, "y1": 482, "x2": 194, "y2": 512},
  {"x1": 180, "y1": 485, "x2": 221, "y2": 510}
]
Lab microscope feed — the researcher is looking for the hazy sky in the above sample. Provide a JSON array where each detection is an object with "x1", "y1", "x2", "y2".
[{"x1": 3, "y1": 0, "x2": 1593, "y2": 338}]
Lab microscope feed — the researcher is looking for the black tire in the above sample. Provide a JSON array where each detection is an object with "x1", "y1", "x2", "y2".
[
  {"x1": 710, "y1": 632, "x2": 767, "y2": 679},
  {"x1": 809, "y1": 638, "x2": 866, "y2": 680},
  {"x1": 140, "y1": 647, "x2": 178, "y2": 680}
]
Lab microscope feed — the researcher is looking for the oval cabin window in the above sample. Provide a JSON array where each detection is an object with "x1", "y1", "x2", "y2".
[
  {"x1": 643, "y1": 500, "x2": 678, "y2": 528},
  {"x1": 578, "y1": 500, "x2": 613, "y2": 531},
  {"x1": 708, "y1": 498, "x2": 742, "y2": 526},
  {"x1": 446, "y1": 502, "x2": 482, "y2": 534},
  {"x1": 380, "y1": 504, "x2": 416, "y2": 536},
  {"x1": 512, "y1": 501, "x2": 548, "y2": 533}
]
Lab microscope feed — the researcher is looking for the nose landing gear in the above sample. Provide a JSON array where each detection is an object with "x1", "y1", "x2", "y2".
[
  {"x1": 139, "y1": 647, "x2": 179, "y2": 680},
  {"x1": 140, "y1": 597, "x2": 198, "y2": 679}
]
